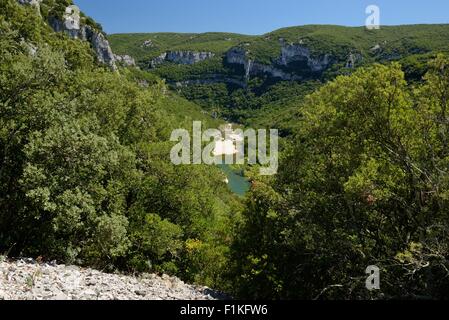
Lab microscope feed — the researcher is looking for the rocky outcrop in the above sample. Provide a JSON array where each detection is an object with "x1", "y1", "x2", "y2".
[
  {"x1": 248, "y1": 60, "x2": 302, "y2": 81},
  {"x1": 226, "y1": 47, "x2": 303, "y2": 81},
  {"x1": 85, "y1": 27, "x2": 117, "y2": 70},
  {"x1": 226, "y1": 43, "x2": 335, "y2": 81},
  {"x1": 48, "y1": 16, "x2": 80, "y2": 38},
  {"x1": 49, "y1": 17, "x2": 117, "y2": 71},
  {"x1": 346, "y1": 52, "x2": 363, "y2": 68},
  {"x1": 0, "y1": 258, "x2": 228, "y2": 300},
  {"x1": 370, "y1": 44, "x2": 382, "y2": 53},
  {"x1": 142, "y1": 40, "x2": 154, "y2": 48},
  {"x1": 18, "y1": 0, "x2": 117, "y2": 70},
  {"x1": 150, "y1": 52, "x2": 168, "y2": 68},
  {"x1": 167, "y1": 51, "x2": 215, "y2": 65},
  {"x1": 114, "y1": 54, "x2": 136, "y2": 67},
  {"x1": 150, "y1": 51, "x2": 215, "y2": 68},
  {"x1": 20, "y1": 39, "x2": 38, "y2": 56},
  {"x1": 275, "y1": 44, "x2": 331, "y2": 72},
  {"x1": 226, "y1": 47, "x2": 247, "y2": 66}
]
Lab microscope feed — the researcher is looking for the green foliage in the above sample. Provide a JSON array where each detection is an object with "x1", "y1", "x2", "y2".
[
  {"x1": 112, "y1": 25, "x2": 449, "y2": 131},
  {"x1": 7, "y1": 0, "x2": 449, "y2": 300},
  {"x1": 152, "y1": 57, "x2": 230, "y2": 82},
  {"x1": 231, "y1": 57, "x2": 449, "y2": 299},
  {"x1": 109, "y1": 32, "x2": 255, "y2": 63},
  {"x1": 398, "y1": 52, "x2": 436, "y2": 82},
  {"x1": 128, "y1": 213, "x2": 183, "y2": 273},
  {"x1": 244, "y1": 24, "x2": 449, "y2": 65},
  {"x1": 0, "y1": 0, "x2": 239, "y2": 289},
  {"x1": 40, "y1": 0, "x2": 103, "y2": 33},
  {"x1": 176, "y1": 78, "x2": 320, "y2": 127},
  {"x1": 112, "y1": 24, "x2": 449, "y2": 77}
]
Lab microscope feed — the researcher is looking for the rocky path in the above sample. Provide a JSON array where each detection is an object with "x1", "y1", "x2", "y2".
[{"x1": 0, "y1": 258, "x2": 226, "y2": 300}]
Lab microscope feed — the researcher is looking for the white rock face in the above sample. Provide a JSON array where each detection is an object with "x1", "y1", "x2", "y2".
[
  {"x1": 64, "y1": 25, "x2": 116, "y2": 70},
  {"x1": 0, "y1": 258, "x2": 227, "y2": 300},
  {"x1": 48, "y1": 16, "x2": 117, "y2": 71},
  {"x1": 167, "y1": 51, "x2": 215, "y2": 64},
  {"x1": 346, "y1": 52, "x2": 363, "y2": 68},
  {"x1": 17, "y1": 0, "x2": 117, "y2": 71},
  {"x1": 63, "y1": 5, "x2": 81, "y2": 31},
  {"x1": 150, "y1": 52, "x2": 168, "y2": 68},
  {"x1": 371, "y1": 44, "x2": 381, "y2": 52},
  {"x1": 150, "y1": 51, "x2": 215, "y2": 68},
  {"x1": 226, "y1": 43, "x2": 336, "y2": 81},
  {"x1": 85, "y1": 27, "x2": 117, "y2": 70},
  {"x1": 114, "y1": 54, "x2": 136, "y2": 67},
  {"x1": 142, "y1": 40, "x2": 154, "y2": 48},
  {"x1": 276, "y1": 44, "x2": 331, "y2": 72},
  {"x1": 226, "y1": 47, "x2": 302, "y2": 81}
]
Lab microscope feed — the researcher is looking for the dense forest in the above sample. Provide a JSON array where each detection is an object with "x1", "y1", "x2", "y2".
[
  {"x1": 2, "y1": 0, "x2": 449, "y2": 300},
  {"x1": 0, "y1": 0, "x2": 241, "y2": 290}
]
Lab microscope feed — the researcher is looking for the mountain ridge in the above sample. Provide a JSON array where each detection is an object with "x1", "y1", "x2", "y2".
[
  {"x1": 110, "y1": 23, "x2": 449, "y2": 64},
  {"x1": 109, "y1": 23, "x2": 449, "y2": 123}
]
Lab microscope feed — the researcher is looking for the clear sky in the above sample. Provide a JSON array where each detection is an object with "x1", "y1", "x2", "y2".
[{"x1": 73, "y1": 0, "x2": 449, "y2": 35}]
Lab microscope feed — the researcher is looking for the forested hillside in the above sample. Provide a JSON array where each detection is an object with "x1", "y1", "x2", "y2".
[
  {"x1": 0, "y1": 0, "x2": 241, "y2": 290},
  {"x1": 231, "y1": 59, "x2": 449, "y2": 299},
  {"x1": 110, "y1": 24, "x2": 449, "y2": 127},
  {"x1": 3, "y1": 0, "x2": 449, "y2": 300},
  {"x1": 110, "y1": 16, "x2": 449, "y2": 299}
]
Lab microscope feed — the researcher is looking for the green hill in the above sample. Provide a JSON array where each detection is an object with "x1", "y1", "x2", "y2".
[
  {"x1": 0, "y1": 0, "x2": 239, "y2": 291},
  {"x1": 6, "y1": 0, "x2": 449, "y2": 300},
  {"x1": 245, "y1": 24, "x2": 449, "y2": 63},
  {"x1": 109, "y1": 32, "x2": 255, "y2": 62},
  {"x1": 110, "y1": 24, "x2": 449, "y2": 125},
  {"x1": 110, "y1": 24, "x2": 449, "y2": 67}
]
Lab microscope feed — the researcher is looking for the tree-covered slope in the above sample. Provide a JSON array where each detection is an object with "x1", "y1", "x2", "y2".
[
  {"x1": 111, "y1": 24, "x2": 449, "y2": 71},
  {"x1": 110, "y1": 24, "x2": 449, "y2": 125},
  {"x1": 0, "y1": 0, "x2": 240, "y2": 291},
  {"x1": 231, "y1": 56, "x2": 449, "y2": 300},
  {"x1": 242, "y1": 24, "x2": 449, "y2": 63},
  {"x1": 109, "y1": 32, "x2": 255, "y2": 62},
  {"x1": 6, "y1": 0, "x2": 449, "y2": 301},
  {"x1": 111, "y1": 24, "x2": 449, "y2": 299}
]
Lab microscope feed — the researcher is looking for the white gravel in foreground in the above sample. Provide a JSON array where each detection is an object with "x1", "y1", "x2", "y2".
[{"x1": 0, "y1": 258, "x2": 225, "y2": 300}]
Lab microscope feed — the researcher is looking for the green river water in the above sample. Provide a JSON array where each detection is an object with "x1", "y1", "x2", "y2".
[{"x1": 218, "y1": 164, "x2": 251, "y2": 197}]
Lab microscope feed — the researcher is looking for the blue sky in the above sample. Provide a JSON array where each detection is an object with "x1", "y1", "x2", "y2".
[{"x1": 74, "y1": 0, "x2": 449, "y2": 35}]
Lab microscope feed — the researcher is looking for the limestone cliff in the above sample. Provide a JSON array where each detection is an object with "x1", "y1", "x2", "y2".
[
  {"x1": 275, "y1": 43, "x2": 331, "y2": 72},
  {"x1": 150, "y1": 51, "x2": 215, "y2": 68},
  {"x1": 48, "y1": 17, "x2": 117, "y2": 71},
  {"x1": 226, "y1": 43, "x2": 333, "y2": 81},
  {"x1": 18, "y1": 0, "x2": 117, "y2": 70},
  {"x1": 114, "y1": 54, "x2": 136, "y2": 67}
]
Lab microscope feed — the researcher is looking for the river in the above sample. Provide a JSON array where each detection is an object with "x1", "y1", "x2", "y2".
[
  {"x1": 214, "y1": 124, "x2": 251, "y2": 197},
  {"x1": 218, "y1": 164, "x2": 250, "y2": 197}
]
